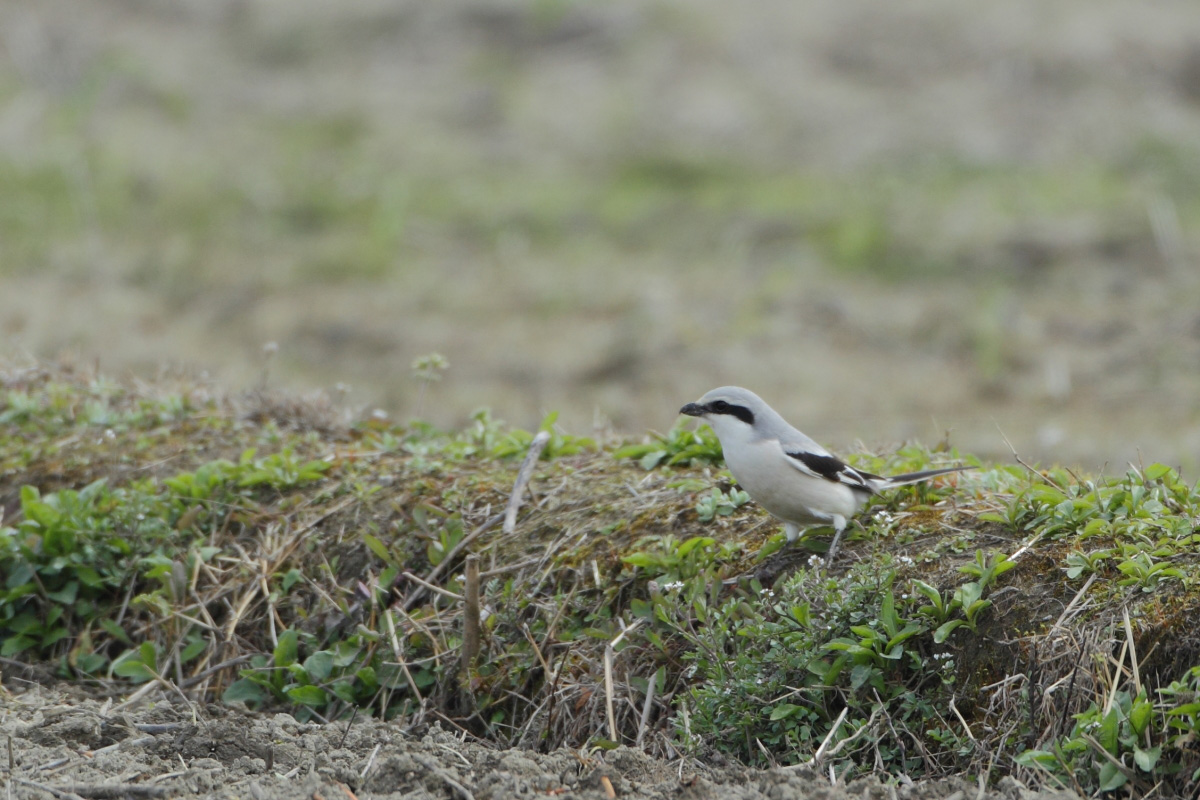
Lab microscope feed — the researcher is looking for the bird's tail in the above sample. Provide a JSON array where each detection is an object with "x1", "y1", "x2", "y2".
[{"x1": 883, "y1": 465, "x2": 975, "y2": 487}]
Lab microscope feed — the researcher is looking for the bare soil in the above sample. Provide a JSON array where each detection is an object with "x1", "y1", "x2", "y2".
[{"x1": 2, "y1": 685, "x2": 1078, "y2": 800}]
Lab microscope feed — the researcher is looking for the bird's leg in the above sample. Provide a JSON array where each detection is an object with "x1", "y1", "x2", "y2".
[
  {"x1": 784, "y1": 522, "x2": 801, "y2": 543},
  {"x1": 824, "y1": 515, "x2": 848, "y2": 566}
]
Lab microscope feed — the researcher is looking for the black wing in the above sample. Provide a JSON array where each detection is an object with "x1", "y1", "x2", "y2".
[{"x1": 784, "y1": 449, "x2": 882, "y2": 495}]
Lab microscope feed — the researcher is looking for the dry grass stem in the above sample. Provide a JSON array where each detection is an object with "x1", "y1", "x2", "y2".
[
  {"x1": 462, "y1": 555, "x2": 481, "y2": 677},
  {"x1": 505, "y1": 430, "x2": 551, "y2": 534}
]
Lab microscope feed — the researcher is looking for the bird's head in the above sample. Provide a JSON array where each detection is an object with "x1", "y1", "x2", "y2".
[{"x1": 680, "y1": 386, "x2": 766, "y2": 442}]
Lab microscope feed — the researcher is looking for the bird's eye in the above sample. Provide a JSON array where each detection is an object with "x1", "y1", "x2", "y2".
[{"x1": 711, "y1": 400, "x2": 729, "y2": 412}]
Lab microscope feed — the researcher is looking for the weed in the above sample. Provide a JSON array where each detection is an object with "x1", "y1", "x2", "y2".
[
  {"x1": 5, "y1": 366, "x2": 1200, "y2": 794},
  {"x1": 491, "y1": 411, "x2": 596, "y2": 460},
  {"x1": 613, "y1": 422, "x2": 723, "y2": 469},
  {"x1": 694, "y1": 486, "x2": 751, "y2": 522}
]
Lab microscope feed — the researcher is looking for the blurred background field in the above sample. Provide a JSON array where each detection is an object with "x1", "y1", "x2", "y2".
[{"x1": 1, "y1": 0, "x2": 1199, "y2": 471}]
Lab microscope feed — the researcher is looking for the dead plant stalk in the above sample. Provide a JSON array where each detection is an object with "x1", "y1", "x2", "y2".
[{"x1": 604, "y1": 620, "x2": 643, "y2": 744}]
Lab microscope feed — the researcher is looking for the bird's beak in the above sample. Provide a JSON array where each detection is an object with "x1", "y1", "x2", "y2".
[{"x1": 679, "y1": 402, "x2": 705, "y2": 417}]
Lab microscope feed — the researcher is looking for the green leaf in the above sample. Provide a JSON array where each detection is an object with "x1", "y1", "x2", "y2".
[
  {"x1": 990, "y1": 558, "x2": 1017, "y2": 578},
  {"x1": 331, "y1": 680, "x2": 358, "y2": 704},
  {"x1": 363, "y1": 534, "x2": 391, "y2": 564},
  {"x1": 1133, "y1": 745, "x2": 1160, "y2": 772},
  {"x1": 223, "y1": 678, "x2": 266, "y2": 706},
  {"x1": 42, "y1": 627, "x2": 69, "y2": 647},
  {"x1": 934, "y1": 620, "x2": 964, "y2": 643},
  {"x1": 46, "y1": 581, "x2": 79, "y2": 604},
  {"x1": 0, "y1": 635, "x2": 36, "y2": 657},
  {"x1": 769, "y1": 703, "x2": 800, "y2": 721},
  {"x1": 1143, "y1": 463, "x2": 1172, "y2": 482},
  {"x1": 100, "y1": 619, "x2": 132, "y2": 645},
  {"x1": 621, "y1": 553, "x2": 659, "y2": 569},
  {"x1": 912, "y1": 580, "x2": 942, "y2": 607},
  {"x1": 274, "y1": 630, "x2": 299, "y2": 668},
  {"x1": 638, "y1": 451, "x2": 667, "y2": 470},
  {"x1": 886, "y1": 623, "x2": 924, "y2": 651},
  {"x1": 138, "y1": 641, "x2": 159, "y2": 673},
  {"x1": 181, "y1": 636, "x2": 209, "y2": 663},
  {"x1": 611, "y1": 443, "x2": 654, "y2": 460},
  {"x1": 286, "y1": 685, "x2": 328, "y2": 707},
  {"x1": 304, "y1": 651, "x2": 334, "y2": 682},
  {"x1": 1096, "y1": 707, "x2": 1120, "y2": 754},
  {"x1": 112, "y1": 646, "x2": 156, "y2": 683},
  {"x1": 1130, "y1": 695, "x2": 1152, "y2": 735},
  {"x1": 75, "y1": 566, "x2": 104, "y2": 588},
  {"x1": 355, "y1": 665, "x2": 378, "y2": 688},
  {"x1": 282, "y1": 569, "x2": 303, "y2": 593},
  {"x1": 880, "y1": 591, "x2": 899, "y2": 636},
  {"x1": 850, "y1": 663, "x2": 875, "y2": 689},
  {"x1": 1098, "y1": 761, "x2": 1127, "y2": 791},
  {"x1": 630, "y1": 598, "x2": 653, "y2": 620},
  {"x1": 677, "y1": 537, "x2": 715, "y2": 558},
  {"x1": 1013, "y1": 749, "x2": 1058, "y2": 769},
  {"x1": 74, "y1": 652, "x2": 108, "y2": 674}
]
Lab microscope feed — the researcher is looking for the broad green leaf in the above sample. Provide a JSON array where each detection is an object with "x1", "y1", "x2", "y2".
[
  {"x1": 1130, "y1": 696, "x2": 1152, "y2": 735},
  {"x1": 639, "y1": 451, "x2": 667, "y2": 470},
  {"x1": 286, "y1": 685, "x2": 328, "y2": 707},
  {"x1": 223, "y1": 678, "x2": 266, "y2": 705},
  {"x1": 274, "y1": 629, "x2": 299, "y2": 668},
  {"x1": 0, "y1": 635, "x2": 36, "y2": 657},
  {"x1": 46, "y1": 581, "x2": 78, "y2": 604},
  {"x1": 138, "y1": 641, "x2": 158, "y2": 672},
  {"x1": 769, "y1": 703, "x2": 801, "y2": 721},
  {"x1": 75, "y1": 566, "x2": 104, "y2": 588},
  {"x1": 677, "y1": 537, "x2": 714, "y2": 558},
  {"x1": 100, "y1": 618, "x2": 132, "y2": 644},
  {"x1": 282, "y1": 569, "x2": 303, "y2": 593},
  {"x1": 850, "y1": 663, "x2": 875, "y2": 689},
  {"x1": 181, "y1": 636, "x2": 209, "y2": 663},
  {"x1": 1144, "y1": 463, "x2": 1172, "y2": 482},
  {"x1": 887, "y1": 623, "x2": 923, "y2": 651},
  {"x1": 912, "y1": 580, "x2": 942, "y2": 606},
  {"x1": 1133, "y1": 745, "x2": 1161, "y2": 772},
  {"x1": 1098, "y1": 762, "x2": 1127, "y2": 791},
  {"x1": 303, "y1": 651, "x2": 334, "y2": 682},
  {"x1": 934, "y1": 620, "x2": 964, "y2": 643},
  {"x1": 1096, "y1": 707, "x2": 1120, "y2": 754}
]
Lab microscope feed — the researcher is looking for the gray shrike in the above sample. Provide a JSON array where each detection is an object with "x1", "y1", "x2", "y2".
[{"x1": 680, "y1": 386, "x2": 972, "y2": 563}]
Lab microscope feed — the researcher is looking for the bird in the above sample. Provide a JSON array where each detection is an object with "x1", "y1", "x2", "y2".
[{"x1": 679, "y1": 386, "x2": 972, "y2": 563}]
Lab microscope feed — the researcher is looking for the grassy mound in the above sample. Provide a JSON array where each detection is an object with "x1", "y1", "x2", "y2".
[{"x1": 2, "y1": 362, "x2": 1199, "y2": 796}]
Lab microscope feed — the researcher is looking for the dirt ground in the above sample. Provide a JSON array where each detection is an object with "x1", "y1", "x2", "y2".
[
  {"x1": 1, "y1": 685, "x2": 1079, "y2": 800},
  {"x1": 2, "y1": 0, "x2": 1200, "y2": 472}
]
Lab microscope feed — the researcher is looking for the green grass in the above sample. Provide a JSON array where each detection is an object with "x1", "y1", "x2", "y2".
[
  {"x1": 4, "y1": 79, "x2": 1198, "y2": 291},
  {"x1": 3, "y1": 365, "x2": 1200, "y2": 795}
]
